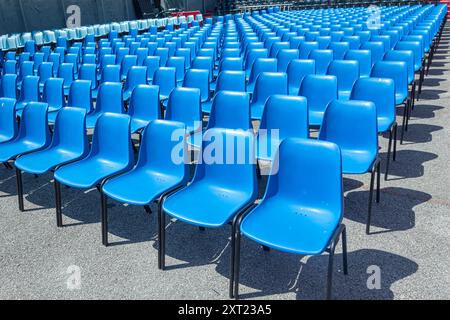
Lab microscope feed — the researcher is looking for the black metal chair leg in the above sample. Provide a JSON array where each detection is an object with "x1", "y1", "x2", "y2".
[
  {"x1": 342, "y1": 226, "x2": 348, "y2": 275},
  {"x1": 101, "y1": 193, "x2": 108, "y2": 247},
  {"x1": 400, "y1": 102, "x2": 407, "y2": 144},
  {"x1": 54, "y1": 180, "x2": 63, "y2": 227},
  {"x1": 366, "y1": 166, "x2": 376, "y2": 235},
  {"x1": 158, "y1": 201, "x2": 166, "y2": 270},
  {"x1": 16, "y1": 168, "x2": 24, "y2": 212},
  {"x1": 376, "y1": 161, "x2": 381, "y2": 204},
  {"x1": 393, "y1": 122, "x2": 398, "y2": 162},
  {"x1": 233, "y1": 230, "x2": 242, "y2": 300},
  {"x1": 229, "y1": 223, "x2": 237, "y2": 299},
  {"x1": 385, "y1": 127, "x2": 393, "y2": 181},
  {"x1": 326, "y1": 245, "x2": 335, "y2": 300},
  {"x1": 405, "y1": 100, "x2": 411, "y2": 132}
]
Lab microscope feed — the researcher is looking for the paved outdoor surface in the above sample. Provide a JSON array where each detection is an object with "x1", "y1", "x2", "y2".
[{"x1": 1, "y1": 27, "x2": 449, "y2": 300}]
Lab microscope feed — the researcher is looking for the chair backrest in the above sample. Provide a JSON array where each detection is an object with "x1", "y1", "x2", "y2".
[
  {"x1": 344, "y1": 49, "x2": 371, "y2": 78},
  {"x1": 308, "y1": 49, "x2": 333, "y2": 75},
  {"x1": 351, "y1": 77, "x2": 396, "y2": 132},
  {"x1": 328, "y1": 41, "x2": 350, "y2": 60},
  {"x1": 95, "y1": 82, "x2": 124, "y2": 114},
  {"x1": 19, "y1": 61, "x2": 34, "y2": 81},
  {"x1": 125, "y1": 66, "x2": 147, "y2": 92},
  {"x1": 19, "y1": 76, "x2": 39, "y2": 103},
  {"x1": 327, "y1": 60, "x2": 360, "y2": 98},
  {"x1": 165, "y1": 87, "x2": 202, "y2": 133},
  {"x1": 299, "y1": 75, "x2": 337, "y2": 126},
  {"x1": 116, "y1": 47, "x2": 130, "y2": 65},
  {"x1": 100, "y1": 65, "x2": 121, "y2": 83},
  {"x1": 0, "y1": 98, "x2": 18, "y2": 141},
  {"x1": 65, "y1": 53, "x2": 79, "y2": 73},
  {"x1": 58, "y1": 63, "x2": 74, "y2": 87},
  {"x1": 319, "y1": 99, "x2": 378, "y2": 157},
  {"x1": 51, "y1": 107, "x2": 89, "y2": 156},
  {"x1": 79, "y1": 64, "x2": 98, "y2": 89},
  {"x1": 219, "y1": 57, "x2": 243, "y2": 72},
  {"x1": 153, "y1": 67, "x2": 176, "y2": 98},
  {"x1": 245, "y1": 48, "x2": 268, "y2": 73},
  {"x1": 192, "y1": 56, "x2": 214, "y2": 82},
  {"x1": 4, "y1": 60, "x2": 17, "y2": 75},
  {"x1": 143, "y1": 56, "x2": 161, "y2": 82},
  {"x1": 167, "y1": 56, "x2": 186, "y2": 82},
  {"x1": 221, "y1": 48, "x2": 241, "y2": 59},
  {"x1": 136, "y1": 48, "x2": 149, "y2": 66},
  {"x1": 128, "y1": 85, "x2": 161, "y2": 121},
  {"x1": 215, "y1": 71, "x2": 246, "y2": 93},
  {"x1": 270, "y1": 41, "x2": 290, "y2": 58},
  {"x1": 277, "y1": 49, "x2": 299, "y2": 73},
  {"x1": 155, "y1": 47, "x2": 169, "y2": 66},
  {"x1": 248, "y1": 58, "x2": 278, "y2": 85},
  {"x1": 17, "y1": 102, "x2": 51, "y2": 145},
  {"x1": 208, "y1": 91, "x2": 251, "y2": 130},
  {"x1": 68, "y1": 80, "x2": 93, "y2": 113},
  {"x1": 100, "y1": 54, "x2": 116, "y2": 70},
  {"x1": 264, "y1": 138, "x2": 342, "y2": 217},
  {"x1": 299, "y1": 41, "x2": 319, "y2": 59},
  {"x1": 395, "y1": 41, "x2": 422, "y2": 71},
  {"x1": 89, "y1": 113, "x2": 134, "y2": 167},
  {"x1": 371, "y1": 61, "x2": 408, "y2": 105},
  {"x1": 194, "y1": 128, "x2": 257, "y2": 197},
  {"x1": 43, "y1": 78, "x2": 65, "y2": 110},
  {"x1": 175, "y1": 48, "x2": 191, "y2": 69},
  {"x1": 1, "y1": 74, "x2": 18, "y2": 99},
  {"x1": 121, "y1": 55, "x2": 138, "y2": 79},
  {"x1": 361, "y1": 41, "x2": 385, "y2": 66},
  {"x1": 342, "y1": 35, "x2": 361, "y2": 49},
  {"x1": 183, "y1": 69, "x2": 210, "y2": 103},
  {"x1": 135, "y1": 119, "x2": 188, "y2": 181},
  {"x1": 384, "y1": 49, "x2": 415, "y2": 85},
  {"x1": 286, "y1": 59, "x2": 315, "y2": 96},
  {"x1": 252, "y1": 72, "x2": 288, "y2": 105},
  {"x1": 82, "y1": 54, "x2": 96, "y2": 65}
]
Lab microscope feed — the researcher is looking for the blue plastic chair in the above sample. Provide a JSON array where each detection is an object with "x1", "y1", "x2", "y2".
[
  {"x1": 0, "y1": 98, "x2": 18, "y2": 143},
  {"x1": 18, "y1": 61, "x2": 34, "y2": 86},
  {"x1": 384, "y1": 50, "x2": 416, "y2": 107},
  {"x1": 257, "y1": 95, "x2": 309, "y2": 161},
  {"x1": 319, "y1": 100, "x2": 380, "y2": 234},
  {"x1": 121, "y1": 55, "x2": 138, "y2": 81},
  {"x1": 361, "y1": 41, "x2": 385, "y2": 67},
  {"x1": 32, "y1": 52, "x2": 45, "y2": 74},
  {"x1": 245, "y1": 48, "x2": 268, "y2": 77},
  {"x1": 54, "y1": 113, "x2": 134, "y2": 226},
  {"x1": 82, "y1": 54, "x2": 96, "y2": 65},
  {"x1": 299, "y1": 75, "x2": 337, "y2": 127},
  {"x1": 15, "y1": 107, "x2": 89, "y2": 213},
  {"x1": 270, "y1": 42, "x2": 290, "y2": 58},
  {"x1": 155, "y1": 47, "x2": 169, "y2": 67},
  {"x1": 16, "y1": 76, "x2": 39, "y2": 112},
  {"x1": 351, "y1": 77, "x2": 397, "y2": 180},
  {"x1": 143, "y1": 56, "x2": 161, "y2": 83},
  {"x1": 153, "y1": 67, "x2": 176, "y2": 101},
  {"x1": 299, "y1": 41, "x2": 319, "y2": 59},
  {"x1": 58, "y1": 63, "x2": 75, "y2": 96},
  {"x1": 3, "y1": 60, "x2": 17, "y2": 75},
  {"x1": 205, "y1": 70, "x2": 247, "y2": 113},
  {"x1": 79, "y1": 64, "x2": 98, "y2": 96},
  {"x1": 167, "y1": 56, "x2": 186, "y2": 84},
  {"x1": 101, "y1": 120, "x2": 189, "y2": 246},
  {"x1": 0, "y1": 102, "x2": 51, "y2": 164},
  {"x1": 165, "y1": 87, "x2": 202, "y2": 135},
  {"x1": 175, "y1": 48, "x2": 192, "y2": 70},
  {"x1": 160, "y1": 128, "x2": 258, "y2": 270},
  {"x1": 38, "y1": 62, "x2": 54, "y2": 93},
  {"x1": 247, "y1": 58, "x2": 278, "y2": 94},
  {"x1": 123, "y1": 66, "x2": 147, "y2": 101},
  {"x1": 231, "y1": 138, "x2": 347, "y2": 300},
  {"x1": 251, "y1": 72, "x2": 288, "y2": 120},
  {"x1": 43, "y1": 78, "x2": 65, "y2": 113},
  {"x1": 183, "y1": 69, "x2": 211, "y2": 104},
  {"x1": 327, "y1": 60, "x2": 359, "y2": 101},
  {"x1": 207, "y1": 91, "x2": 251, "y2": 131},
  {"x1": 277, "y1": 49, "x2": 299, "y2": 73},
  {"x1": 329, "y1": 41, "x2": 350, "y2": 60},
  {"x1": 128, "y1": 85, "x2": 161, "y2": 133},
  {"x1": 371, "y1": 61, "x2": 409, "y2": 143},
  {"x1": 0, "y1": 74, "x2": 18, "y2": 99},
  {"x1": 99, "y1": 64, "x2": 120, "y2": 85},
  {"x1": 86, "y1": 82, "x2": 124, "y2": 129},
  {"x1": 192, "y1": 56, "x2": 214, "y2": 82},
  {"x1": 309, "y1": 49, "x2": 333, "y2": 75},
  {"x1": 48, "y1": 53, "x2": 61, "y2": 76},
  {"x1": 286, "y1": 59, "x2": 315, "y2": 96},
  {"x1": 65, "y1": 53, "x2": 79, "y2": 76},
  {"x1": 116, "y1": 47, "x2": 130, "y2": 65},
  {"x1": 344, "y1": 49, "x2": 371, "y2": 78}
]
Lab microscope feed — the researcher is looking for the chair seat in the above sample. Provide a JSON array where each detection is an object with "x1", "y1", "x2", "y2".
[
  {"x1": 15, "y1": 148, "x2": 81, "y2": 174},
  {"x1": 250, "y1": 102, "x2": 264, "y2": 120},
  {"x1": 103, "y1": 168, "x2": 181, "y2": 206},
  {"x1": 288, "y1": 85, "x2": 299, "y2": 96},
  {"x1": 341, "y1": 149, "x2": 376, "y2": 174},
  {"x1": 163, "y1": 182, "x2": 254, "y2": 228},
  {"x1": 0, "y1": 140, "x2": 43, "y2": 162},
  {"x1": 130, "y1": 118, "x2": 150, "y2": 133},
  {"x1": 55, "y1": 157, "x2": 127, "y2": 189},
  {"x1": 378, "y1": 116, "x2": 395, "y2": 133},
  {"x1": 395, "y1": 93, "x2": 408, "y2": 105},
  {"x1": 0, "y1": 133, "x2": 15, "y2": 144},
  {"x1": 309, "y1": 110, "x2": 325, "y2": 127},
  {"x1": 241, "y1": 199, "x2": 340, "y2": 255},
  {"x1": 338, "y1": 91, "x2": 351, "y2": 101}
]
